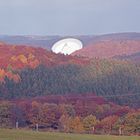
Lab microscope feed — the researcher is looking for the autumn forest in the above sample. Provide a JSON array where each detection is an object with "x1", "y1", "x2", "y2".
[{"x1": 0, "y1": 40, "x2": 140, "y2": 135}]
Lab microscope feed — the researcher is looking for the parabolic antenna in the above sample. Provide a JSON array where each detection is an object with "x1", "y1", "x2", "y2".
[{"x1": 52, "y1": 38, "x2": 83, "y2": 55}]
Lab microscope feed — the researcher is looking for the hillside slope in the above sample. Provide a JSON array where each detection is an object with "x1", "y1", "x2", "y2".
[
  {"x1": 0, "y1": 59, "x2": 140, "y2": 107},
  {"x1": 73, "y1": 40, "x2": 140, "y2": 61},
  {"x1": 0, "y1": 43, "x2": 89, "y2": 69},
  {"x1": 0, "y1": 43, "x2": 89, "y2": 82},
  {"x1": 0, "y1": 42, "x2": 140, "y2": 107}
]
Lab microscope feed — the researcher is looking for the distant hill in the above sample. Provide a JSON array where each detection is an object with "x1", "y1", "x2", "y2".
[
  {"x1": 0, "y1": 35, "x2": 96, "y2": 50},
  {"x1": 1, "y1": 33, "x2": 140, "y2": 62},
  {"x1": 73, "y1": 40, "x2": 140, "y2": 61},
  {"x1": 1, "y1": 33, "x2": 140, "y2": 50}
]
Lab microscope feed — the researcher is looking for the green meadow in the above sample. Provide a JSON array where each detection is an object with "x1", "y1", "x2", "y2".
[{"x1": 0, "y1": 129, "x2": 139, "y2": 140}]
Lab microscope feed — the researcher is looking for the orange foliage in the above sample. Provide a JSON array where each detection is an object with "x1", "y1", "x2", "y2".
[
  {"x1": 18, "y1": 54, "x2": 28, "y2": 64},
  {"x1": 0, "y1": 68, "x2": 20, "y2": 83},
  {"x1": 0, "y1": 43, "x2": 89, "y2": 82},
  {"x1": 0, "y1": 43, "x2": 89, "y2": 70},
  {"x1": 5, "y1": 71, "x2": 20, "y2": 82},
  {"x1": 29, "y1": 59, "x2": 40, "y2": 68},
  {"x1": 11, "y1": 56, "x2": 17, "y2": 62},
  {"x1": 28, "y1": 53, "x2": 35, "y2": 60},
  {"x1": 0, "y1": 69, "x2": 5, "y2": 78}
]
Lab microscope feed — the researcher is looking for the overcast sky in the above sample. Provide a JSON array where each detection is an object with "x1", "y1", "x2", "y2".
[{"x1": 0, "y1": 0, "x2": 140, "y2": 35}]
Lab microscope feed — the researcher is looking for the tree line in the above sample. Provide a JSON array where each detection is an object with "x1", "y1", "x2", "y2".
[{"x1": 0, "y1": 95, "x2": 139, "y2": 135}]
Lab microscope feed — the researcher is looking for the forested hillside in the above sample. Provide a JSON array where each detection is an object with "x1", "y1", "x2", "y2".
[
  {"x1": 73, "y1": 40, "x2": 140, "y2": 62},
  {"x1": 0, "y1": 59, "x2": 140, "y2": 107},
  {"x1": 0, "y1": 43, "x2": 88, "y2": 82},
  {"x1": 0, "y1": 41, "x2": 140, "y2": 135},
  {"x1": 0, "y1": 43, "x2": 88, "y2": 69}
]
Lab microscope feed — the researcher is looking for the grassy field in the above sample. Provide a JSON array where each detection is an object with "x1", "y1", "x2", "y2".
[{"x1": 0, "y1": 129, "x2": 139, "y2": 140}]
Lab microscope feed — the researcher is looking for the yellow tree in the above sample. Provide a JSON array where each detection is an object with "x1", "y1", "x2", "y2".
[
  {"x1": 69, "y1": 116, "x2": 84, "y2": 133},
  {"x1": 124, "y1": 111, "x2": 140, "y2": 134},
  {"x1": 83, "y1": 115, "x2": 98, "y2": 133}
]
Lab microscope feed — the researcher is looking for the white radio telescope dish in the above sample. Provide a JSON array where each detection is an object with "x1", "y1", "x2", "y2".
[{"x1": 52, "y1": 38, "x2": 83, "y2": 55}]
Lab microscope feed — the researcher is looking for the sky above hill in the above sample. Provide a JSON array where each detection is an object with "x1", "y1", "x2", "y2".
[{"x1": 0, "y1": 0, "x2": 140, "y2": 35}]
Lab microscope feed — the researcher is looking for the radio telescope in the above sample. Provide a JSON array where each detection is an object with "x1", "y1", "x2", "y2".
[{"x1": 52, "y1": 38, "x2": 83, "y2": 55}]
